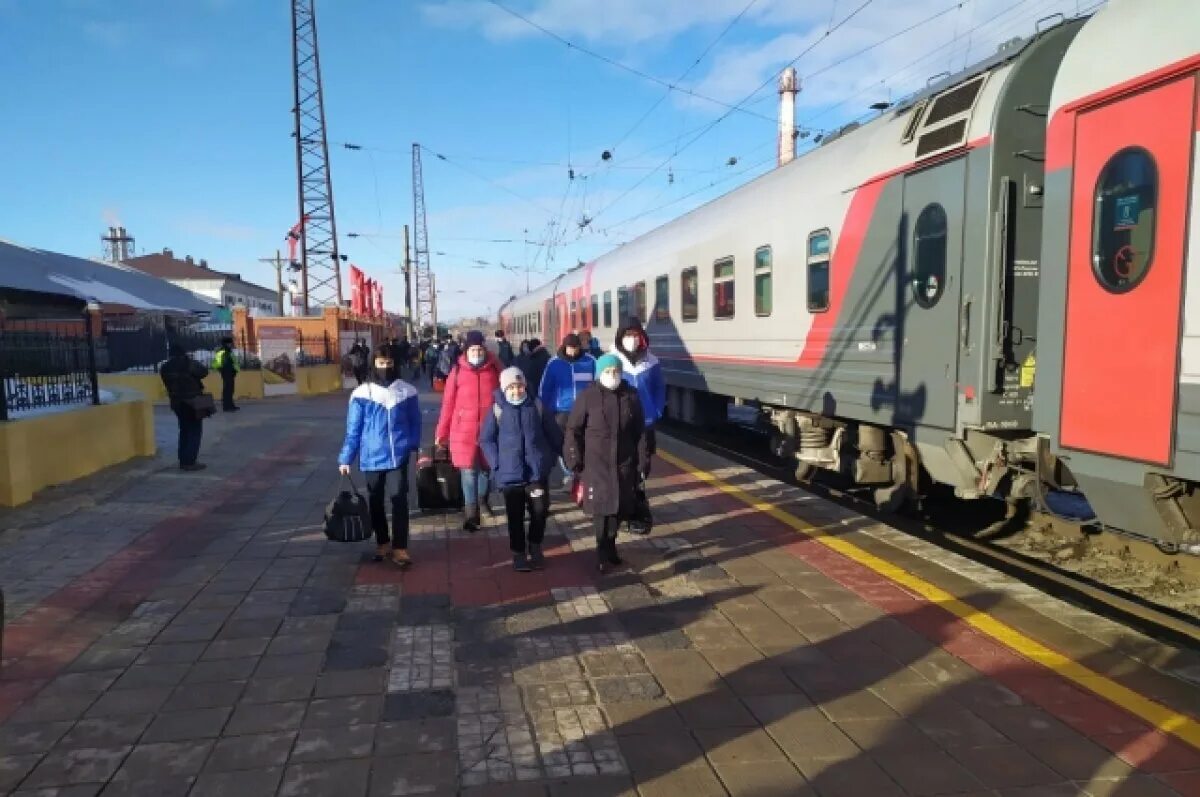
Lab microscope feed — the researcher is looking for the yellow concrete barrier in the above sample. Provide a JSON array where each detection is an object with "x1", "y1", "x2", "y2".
[
  {"x1": 0, "y1": 388, "x2": 155, "y2": 507},
  {"x1": 101, "y1": 371, "x2": 267, "y2": 403},
  {"x1": 202, "y1": 370, "x2": 264, "y2": 401},
  {"x1": 297, "y1": 364, "x2": 343, "y2": 396}
]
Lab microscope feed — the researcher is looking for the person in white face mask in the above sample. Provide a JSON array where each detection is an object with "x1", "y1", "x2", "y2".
[
  {"x1": 479, "y1": 367, "x2": 562, "y2": 572},
  {"x1": 564, "y1": 354, "x2": 652, "y2": 572},
  {"x1": 434, "y1": 330, "x2": 501, "y2": 531}
]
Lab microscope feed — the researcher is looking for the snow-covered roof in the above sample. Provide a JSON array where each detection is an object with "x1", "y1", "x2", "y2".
[{"x1": 0, "y1": 239, "x2": 215, "y2": 314}]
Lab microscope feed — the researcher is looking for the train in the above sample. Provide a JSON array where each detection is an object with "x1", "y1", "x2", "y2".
[{"x1": 498, "y1": 0, "x2": 1200, "y2": 553}]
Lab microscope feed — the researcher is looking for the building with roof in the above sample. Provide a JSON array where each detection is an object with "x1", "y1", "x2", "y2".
[
  {"x1": 0, "y1": 239, "x2": 215, "y2": 320},
  {"x1": 125, "y1": 248, "x2": 280, "y2": 316}
]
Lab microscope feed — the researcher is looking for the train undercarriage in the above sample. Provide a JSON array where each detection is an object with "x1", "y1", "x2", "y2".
[{"x1": 666, "y1": 385, "x2": 1200, "y2": 555}]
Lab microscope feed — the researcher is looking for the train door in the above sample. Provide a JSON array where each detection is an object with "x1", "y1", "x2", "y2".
[
  {"x1": 543, "y1": 299, "x2": 556, "y2": 347},
  {"x1": 898, "y1": 159, "x2": 967, "y2": 430},
  {"x1": 1059, "y1": 75, "x2": 1196, "y2": 466}
]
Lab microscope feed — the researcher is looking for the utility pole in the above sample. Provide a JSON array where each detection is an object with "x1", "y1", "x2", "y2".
[
  {"x1": 402, "y1": 224, "x2": 414, "y2": 338},
  {"x1": 291, "y1": 0, "x2": 343, "y2": 312},
  {"x1": 259, "y1": 250, "x2": 286, "y2": 316},
  {"x1": 412, "y1": 144, "x2": 434, "y2": 330}
]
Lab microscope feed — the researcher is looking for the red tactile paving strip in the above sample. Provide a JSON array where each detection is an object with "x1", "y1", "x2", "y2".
[
  {"x1": 355, "y1": 533, "x2": 600, "y2": 605},
  {"x1": 0, "y1": 433, "x2": 312, "y2": 723}
]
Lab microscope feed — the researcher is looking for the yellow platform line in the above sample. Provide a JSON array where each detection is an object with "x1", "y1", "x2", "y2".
[{"x1": 657, "y1": 448, "x2": 1200, "y2": 751}]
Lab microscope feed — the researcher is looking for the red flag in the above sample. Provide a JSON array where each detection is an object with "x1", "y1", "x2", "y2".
[
  {"x1": 374, "y1": 282, "x2": 384, "y2": 317},
  {"x1": 349, "y1": 265, "x2": 365, "y2": 314},
  {"x1": 366, "y1": 278, "x2": 377, "y2": 316}
]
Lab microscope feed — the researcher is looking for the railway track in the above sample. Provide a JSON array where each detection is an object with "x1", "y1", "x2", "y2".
[{"x1": 660, "y1": 417, "x2": 1200, "y2": 650}]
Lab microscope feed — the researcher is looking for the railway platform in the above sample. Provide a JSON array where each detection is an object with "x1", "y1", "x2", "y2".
[{"x1": 0, "y1": 386, "x2": 1197, "y2": 796}]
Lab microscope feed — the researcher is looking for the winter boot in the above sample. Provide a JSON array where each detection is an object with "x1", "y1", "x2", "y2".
[
  {"x1": 462, "y1": 505, "x2": 480, "y2": 533},
  {"x1": 529, "y1": 545, "x2": 545, "y2": 570},
  {"x1": 512, "y1": 553, "x2": 532, "y2": 572}
]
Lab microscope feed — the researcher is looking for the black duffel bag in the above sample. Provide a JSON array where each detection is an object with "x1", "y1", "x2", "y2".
[
  {"x1": 324, "y1": 474, "x2": 373, "y2": 543},
  {"x1": 627, "y1": 481, "x2": 653, "y2": 535}
]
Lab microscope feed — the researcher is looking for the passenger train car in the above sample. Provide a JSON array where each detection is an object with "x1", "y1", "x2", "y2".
[{"x1": 499, "y1": 0, "x2": 1200, "y2": 551}]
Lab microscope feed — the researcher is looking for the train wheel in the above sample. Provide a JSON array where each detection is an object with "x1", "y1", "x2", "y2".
[{"x1": 794, "y1": 463, "x2": 817, "y2": 483}]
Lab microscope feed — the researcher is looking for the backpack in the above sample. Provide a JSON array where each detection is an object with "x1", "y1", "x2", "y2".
[
  {"x1": 323, "y1": 475, "x2": 373, "y2": 543},
  {"x1": 437, "y1": 348, "x2": 454, "y2": 374}
]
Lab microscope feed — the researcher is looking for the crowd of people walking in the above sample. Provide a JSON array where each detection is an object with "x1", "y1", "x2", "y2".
[{"x1": 336, "y1": 318, "x2": 666, "y2": 573}]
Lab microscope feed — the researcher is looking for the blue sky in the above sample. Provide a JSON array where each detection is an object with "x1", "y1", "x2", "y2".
[{"x1": 0, "y1": 0, "x2": 1096, "y2": 321}]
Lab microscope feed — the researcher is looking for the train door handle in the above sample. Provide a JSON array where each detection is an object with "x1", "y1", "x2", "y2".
[{"x1": 960, "y1": 297, "x2": 972, "y2": 352}]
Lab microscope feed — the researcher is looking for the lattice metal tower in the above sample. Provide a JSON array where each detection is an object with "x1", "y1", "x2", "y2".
[
  {"x1": 291, "y1": 0, "x2": 343, "y2": 311},
  {"x1": 412, "y1": 143, "x2": 435, "y2": 329}
]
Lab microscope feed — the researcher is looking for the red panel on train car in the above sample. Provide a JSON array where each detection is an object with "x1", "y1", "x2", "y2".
[{"x1": 1060, "y1": 75, "x2": 1196, "y2": 465}]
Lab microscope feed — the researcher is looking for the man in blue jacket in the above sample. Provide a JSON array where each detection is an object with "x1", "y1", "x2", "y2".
[
  {"x1": 337, "y1": 344, "x2": 422, "y2": 567},
  {"x1": 612, "y1": 318, "x2": 666, "y2": 533},
  {"x1": 538, "y1": 334, "x2": 596, "y2": 488},
  {"x1": 480, "y1": 367, "x2": 562, "y2": 572}
]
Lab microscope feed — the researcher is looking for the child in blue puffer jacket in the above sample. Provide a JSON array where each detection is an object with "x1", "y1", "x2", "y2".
[
  {"x1": 338, "y1": 344, "x2": 422, "y2": 567},
  {"x1": 538, "y1": 334, "x2": 595, "y2": 488},
  {"x1": 480, "y1": 367, "x2": 563, "y2": 572}
]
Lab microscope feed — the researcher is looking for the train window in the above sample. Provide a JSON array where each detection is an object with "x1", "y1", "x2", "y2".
[
  {"x1": 633, "y1": 282, "x2": 647, "y2": 323},
  {"x1": 569, "y1": 299, "x2": 577, "y2": 330},
  {"x1": 681, "y1": 267, "x2": 698, "y2": 321},
  {"x1": 603, "y1": 291, "x2": 612, "y2": 328},
  {"x1": 654, "y1": 275, "x2": 669, "y2": 322},
  {"x1": 807, "y1": 230, "x2": 831, "y2": 312},
  {"x1": 754, "y1": 246, "x2": 772, "y2": 317},
  {"x1": 1093, "y1": 147, "x2": 1157, "y2": 293},
  {"x1": 590, "y1": 294, "x2": 599, "y2": 328},
  {"x1": 912, "y1": 203, "x2": 947, "y2": 308},
  {"x1": 714, "y1": 257, "x2": 735, "y2": 319},
  {"x1": 618, "y1": 287, "x2": 630, "y2": 322}
]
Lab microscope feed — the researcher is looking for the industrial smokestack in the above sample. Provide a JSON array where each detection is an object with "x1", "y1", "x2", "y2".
[{"x1": 778, "y1": 67, "x2": 799, "y2": 167}]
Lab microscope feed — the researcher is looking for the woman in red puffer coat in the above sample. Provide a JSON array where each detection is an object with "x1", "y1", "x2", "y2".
[{"x1": 434, "y1": 330, "x2": 501, "y2": 530}]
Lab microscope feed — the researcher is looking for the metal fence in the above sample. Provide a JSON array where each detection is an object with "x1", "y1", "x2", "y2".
[
  {"x1": 0, "y1": 320, "x2": 101, "y2": 422},
  {"x1": 296, "y1": 334, "x2": 335, "y2": 366},
  {"x1": 102, "y1": 327, "x2": 261, "y2": 373}
]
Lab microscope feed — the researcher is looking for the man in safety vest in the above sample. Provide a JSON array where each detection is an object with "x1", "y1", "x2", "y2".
[{"x1": 214, "y1": 336, "x2": 240, "y2": 412}]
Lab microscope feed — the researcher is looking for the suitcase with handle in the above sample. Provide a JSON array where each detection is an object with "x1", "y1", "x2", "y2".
[{"x1": 416, "y1": 445, "x2": 463, "y2": 511}]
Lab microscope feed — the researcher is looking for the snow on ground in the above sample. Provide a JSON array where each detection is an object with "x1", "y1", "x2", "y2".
[{"x1": 3, "y1": 377, "x2": 116, "y2": 420}]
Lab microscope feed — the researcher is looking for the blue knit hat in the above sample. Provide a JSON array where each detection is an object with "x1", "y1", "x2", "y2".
[{"x1": 595, "y1": 353, "x2": 622, "y2": 375}]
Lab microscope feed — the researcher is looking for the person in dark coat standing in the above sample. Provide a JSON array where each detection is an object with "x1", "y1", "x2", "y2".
[
  {"x1": 516, "y1": 338, "x2": 550, "y2": 392},
  {"x1": 564, "y1": 353, "x2": 652, "y2": 572},
  {"x1": 479, "y1": 367, "x2": 562, "y2": 572},
  {"x1": 495, "y1": 330, "x2": 514, "y2": 368},
  {"x1": 348, "y1": 339, "x2": 369, "y2": 385},
  {"x1": 160, "y1": 344, "x2": 210, "y2": 472},
  {"x1": 213, "y1": 336, "x2": 239, "y2": 412}
]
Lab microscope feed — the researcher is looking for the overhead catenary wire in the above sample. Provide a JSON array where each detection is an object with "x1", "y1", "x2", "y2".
[
  {"x1": 583, "y1": 0, "x2": 881, "y2": 229},
  {"x1": 483, "y1": 0, "x2": 776, "y2": 124},
  {"x1": 604, "y1": 0, "x2": 764, "y2": 158}
]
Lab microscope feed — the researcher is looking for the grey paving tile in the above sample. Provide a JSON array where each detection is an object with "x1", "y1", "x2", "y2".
[
  {"x1": 20, "y1": 746, "x2": 130, "y2": 788},
  {"x1": 0, "y1": 721, "x2": 74, "y2": 755},
  {"x1": 162, "y1": 680, "x2": 246, "y2": 711},
  {"x1": 110, "y1": 663, "x2": 191, "y2": 691},
  {"x1": 291, "y1": 724, "x2": 376, "y2": 762},
  {"x1": 206, "y1": 731, "x2": 297, "y2": 771},
  {"x1": 302, "y1": 696, "x2": 383, "y2": 728},
  {"x1": 314, "y1": 668, "x2": 387, "y2": 697},
  {"x1": 83, "y1": 688, "x2": 171, "y2": 718},
  {"x1": 241, "y1": 674, "x2": 317, "y2": 704},
  {"x1": 6, "y1": 692, "x2": 99, "y2": 724},
  {"x1": 0, "y1": 754, "x2": 44, "y2": 792},
  {"x1": 116, "y1": 739, "x2": 214, "y2": 778},
  {"x1": 190, "y1": 766, "x2": 284, "y2": 797},
  {"x1": 140, "y1": 707, "x2": 231, "y2": 742},
  {"x1": 255, "y1": 653, "x2": 325, "y2": 678},
  {"x1": 225, "y1": 700, "x2": 307, "y2": 736},
  {"x1": 368, "y1": 753, "x2": 457, "y2": 796},
  {"x1": 134, "y1": 642, "x2": 208, "y2": 666},
  {"x1": 9, "y1": 784, "x2": 103, "y2": 796},
  {"x1": 102, "y1": 770, "x2": 194, "y2": 796},
  {"x1": 279, "y1": 758, "x2": 369, "y2": 796},
  {"x1": 381, "y1": 690, "x2": 456, "y2": 721},
  {"x1": 373, "y1": 719, "x2": 457, "y2": 757},
  {"x1": 58, "y1": 715, "x2": 153, "y2": 749}
]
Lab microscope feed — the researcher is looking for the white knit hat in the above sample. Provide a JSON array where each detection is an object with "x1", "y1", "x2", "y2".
[{"x1": 500, "y1": 366, "x2": 526, "y2": 391}]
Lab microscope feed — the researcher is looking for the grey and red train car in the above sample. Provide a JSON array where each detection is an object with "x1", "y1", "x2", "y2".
[{"x1": 499, "y1": 0, "x2": 1200, "y2": 551}]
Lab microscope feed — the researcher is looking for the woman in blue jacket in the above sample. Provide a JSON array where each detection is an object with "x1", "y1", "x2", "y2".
[
  {"x1": 480, "y1": 367, "x2": 563, "y2": 572},
  {"x1": 538, "y1": 334, "x2": 595, "y2": 486},
  {"x1": 338, "y1": 344, "x2": 422, "y2": 567}
]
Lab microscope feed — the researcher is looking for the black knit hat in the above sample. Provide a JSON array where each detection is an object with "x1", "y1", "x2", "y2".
[
  {"x1": 465, "y1": 330, "x2": 485, "y2": 347},
  {"x1": 563, "y1": 333, "x2": 581, "y2": 349}
]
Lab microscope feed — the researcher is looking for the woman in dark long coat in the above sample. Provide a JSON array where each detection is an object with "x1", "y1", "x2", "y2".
[{"x1": 564, "y1": 353, "x2": 652, "y2": 572}]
